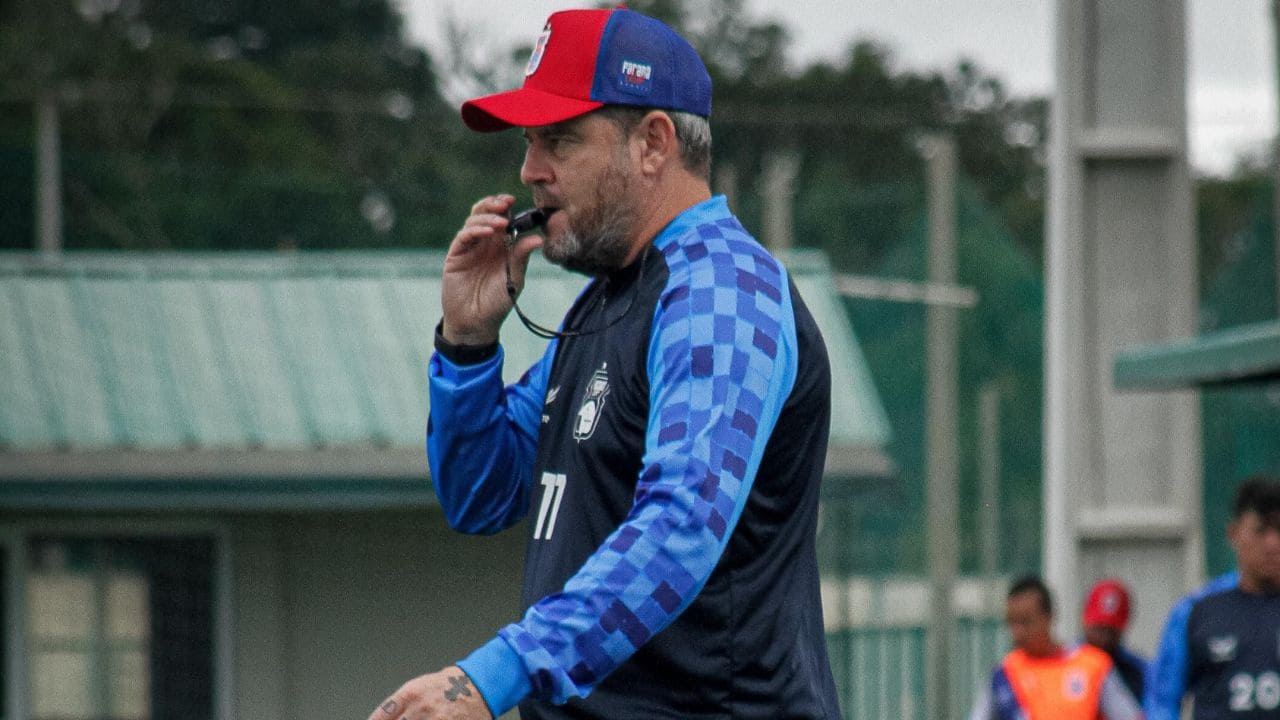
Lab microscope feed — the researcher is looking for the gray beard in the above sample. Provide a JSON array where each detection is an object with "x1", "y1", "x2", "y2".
[
  {"x1": 539, "y1": 152, "x2": 637, "y2": 276},
  {"x1": 545, "y1": 220, "x2": 633, "y2": 277}
]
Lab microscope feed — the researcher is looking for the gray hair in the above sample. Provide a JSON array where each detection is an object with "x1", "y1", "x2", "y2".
[{"x1": 596, "y1": 106, "x2": 712, "y2": 181}]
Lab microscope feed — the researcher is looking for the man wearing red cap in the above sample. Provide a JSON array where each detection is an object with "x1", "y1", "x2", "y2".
[
  {"x1": 369, "y1": 6, "x2": 841, "y2": 720},
  {"x1": 1081, "y1": 578, "x2": 1147, "y2": 701}
]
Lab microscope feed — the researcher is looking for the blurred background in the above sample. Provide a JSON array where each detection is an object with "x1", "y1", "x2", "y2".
[{"x1": 0, "y1": 1, "x2": 1277, "y2": 719}]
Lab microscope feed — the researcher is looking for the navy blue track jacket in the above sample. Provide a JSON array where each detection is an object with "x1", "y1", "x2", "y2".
[
  {"x1": 427, "y1": 196, "x2": 841, "y2": 718},
  {"x1": 1146, "y1": 572, "x2": 1280, "y2": 719}
]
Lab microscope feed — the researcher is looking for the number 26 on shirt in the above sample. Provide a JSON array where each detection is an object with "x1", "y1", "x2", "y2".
[{"x1": 1230, "y1": 671, "x2": 1280, "y2": 712}]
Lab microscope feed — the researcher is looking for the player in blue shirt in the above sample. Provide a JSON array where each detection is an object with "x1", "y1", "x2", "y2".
[
  {"x1": 369, "y1": 7, "x2": 840, "y2": 720},
  {"x1": 1145, "y1": 475, "x2": 1280, "y2": 720}
]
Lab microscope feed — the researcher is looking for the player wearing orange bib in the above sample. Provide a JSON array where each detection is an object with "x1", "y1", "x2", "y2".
[{"x1": 969, "y1": 576, "x2": 1142, "y2": 720}]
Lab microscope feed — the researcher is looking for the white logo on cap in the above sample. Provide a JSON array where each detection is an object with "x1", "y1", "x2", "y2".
[
  {"x1": 619, "y1": 59, "x2": 653, "y2": 94},
  {"x1": 526, "y1": 24, "x2": 551, "y2": 77}
]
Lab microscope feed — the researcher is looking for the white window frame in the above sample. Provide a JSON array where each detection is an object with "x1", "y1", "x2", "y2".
[{"x1": 0, "y1": 518, "x2": 233, "y2": 720}]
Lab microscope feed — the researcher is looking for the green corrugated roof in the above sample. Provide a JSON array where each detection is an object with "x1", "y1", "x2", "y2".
[
  {"x1": 1114, "y1": 319, "x2": 1280, "y2": 389},
  {"x1": 0, "y1": 249, "x2": 890, "y2": 506}
]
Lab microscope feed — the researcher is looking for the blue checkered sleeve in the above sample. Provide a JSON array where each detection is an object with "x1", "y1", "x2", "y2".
[{"x1": 461, "y1": 209, "x2": 801, "y2": 713}]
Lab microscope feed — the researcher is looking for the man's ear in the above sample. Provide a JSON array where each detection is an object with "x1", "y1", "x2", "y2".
[{"x1": 634, "y1": 110, "x2": 678, "y2": 177}]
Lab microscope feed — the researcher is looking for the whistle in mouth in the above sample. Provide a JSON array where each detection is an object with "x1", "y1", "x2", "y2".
[{"x1": 508, "y1": 207, "x2": 553, "y2": 239}]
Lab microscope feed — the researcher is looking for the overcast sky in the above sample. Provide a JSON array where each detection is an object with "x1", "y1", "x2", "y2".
[{"x1": 399, "y1": 0, "x2": 1276, "y2": 175}]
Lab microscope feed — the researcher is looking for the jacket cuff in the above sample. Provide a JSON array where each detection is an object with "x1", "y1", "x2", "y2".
[
  {"x1": 434, "y1": 320, "x2": 499, "y2": 365},
  {"x1": 458, "y1": 636, "x2": 532, "y2": 717}
]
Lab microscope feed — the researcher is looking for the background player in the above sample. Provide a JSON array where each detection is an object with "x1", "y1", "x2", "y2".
[
  {"x1": 969, "y1": 576, "x2": 1141, "y2": 720},
  {"x1": 1146, "y1": 475, "x2": 1280, "y2": 719},
  {"x1": 1081, "y1": 577, "x2": 1147, "y2": 700}
]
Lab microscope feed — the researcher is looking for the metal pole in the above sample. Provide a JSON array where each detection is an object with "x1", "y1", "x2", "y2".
[
  {"x1": 3, "y1": 530, "x2": 29, "y2": 720},
  {"x1": 921, "y1": 133, "x2": 959, "y2": 720},
  {"x1": 714, "y1": 161, "x2": 739, "y2": 215},
  {"x1": 1273, "y1": 0, "x2": 1280, "y2": 314},
  {"x1": 35, "y1": 91, "x2": 63, "y2": 256},
  {"x1": 979, "y1": 384, "x2": 1001, "y2": 599},
  {"x1": 761, "y1": 149, "x2": 800, "y2": 252}
]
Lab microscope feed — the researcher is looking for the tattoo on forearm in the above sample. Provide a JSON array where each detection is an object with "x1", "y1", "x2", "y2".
[
  {"x1": 444, "y1": 674, "x2": 473, "y2": 702},
  {"x1": 381, "y1": 699, "x2": 398, "y2": 714}
]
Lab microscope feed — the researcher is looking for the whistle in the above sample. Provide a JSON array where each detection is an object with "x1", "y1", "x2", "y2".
[{"x1": 507, "y1": 207, "x2": 554, "y2": 240}]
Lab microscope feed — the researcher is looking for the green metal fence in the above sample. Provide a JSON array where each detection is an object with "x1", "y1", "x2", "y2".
[
  {"x1": 820, "y1": 481, "x2": 1009, "y2": 720},
  {"x1": 829, "y1": 626, "x2": 926, "y2": 720},
  {"x1": 953, "y1": 616, "x2": 1011, "y2": 715},
  {"x1": 825, "y1": 613, "x2": 1006, "y2": 720}
]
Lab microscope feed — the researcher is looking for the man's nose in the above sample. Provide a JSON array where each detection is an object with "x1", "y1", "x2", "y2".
[{"x1": 520, "y1": 146, "x2": 552, "y2": 186}]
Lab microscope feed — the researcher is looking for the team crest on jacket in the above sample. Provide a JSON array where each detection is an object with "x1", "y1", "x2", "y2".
[
  {"x1": 573, "y1": 363, "x2": 610, "y2": 441},
  {"x1": 1209, "y1": 635, "x2": 1238, "y2": 662},
  {"x1": 542, "y1": 385, "x2": 560, "y2": 424}
]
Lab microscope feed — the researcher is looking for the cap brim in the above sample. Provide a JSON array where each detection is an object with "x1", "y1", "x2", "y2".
[
  {"x1": 461, "y1": 87, "x2": 605, "y2": 132},
  {"x1": 1082, "y1": 612, "x2": 1125, "y2": 630}
]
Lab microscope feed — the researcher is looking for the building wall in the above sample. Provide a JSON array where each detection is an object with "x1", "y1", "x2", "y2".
[
  {"x1": 0, "y1": 507, "x2": 525, "y2": 720},
  {"x1": 230, "y1": 508, "x2": 526, "y2": 720}
]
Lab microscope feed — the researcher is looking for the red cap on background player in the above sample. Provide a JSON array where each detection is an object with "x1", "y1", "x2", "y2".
[
  {"x1": 461, "y1": 6, "x2": 712, "y2": 132},
  {"x1": 1082, "y1": 578, "x2": 1132, "y2": 632}
]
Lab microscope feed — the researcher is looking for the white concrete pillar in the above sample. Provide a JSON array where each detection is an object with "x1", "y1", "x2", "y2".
[{"x1": 1045, "y1": 0, "x2": 1203, "y2": 653}]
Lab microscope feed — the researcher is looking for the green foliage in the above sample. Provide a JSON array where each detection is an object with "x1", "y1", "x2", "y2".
[
  {"x1": 0, "y1": 104, "x2": 34, "y2": 245},
  {"x1": 1198, "y1": 171, "x2": 1277, "y2": 320},
  {"x1": 0, "y1": 0, "x2": 484, "y2": 250},
  {"x1": 704, "y1": 40, "x2": 1047, "y2": 270},
  {"x1": 0, "y1": 1, "x2": 1046, "y2": 257}
]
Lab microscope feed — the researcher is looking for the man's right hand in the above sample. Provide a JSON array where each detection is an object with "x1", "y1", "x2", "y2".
[{"x1": 440, "y1": 194, "x2": 544, "y2": 346}]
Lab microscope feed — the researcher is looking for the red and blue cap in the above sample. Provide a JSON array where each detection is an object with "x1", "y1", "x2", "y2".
[{"x1": 461, "y1": 6, "x2": 712, "y2": 132}]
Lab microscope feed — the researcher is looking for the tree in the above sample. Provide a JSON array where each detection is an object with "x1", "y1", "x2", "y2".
[{"x1": 0, "y1": 0, "x2": 488, "y2": 250}]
